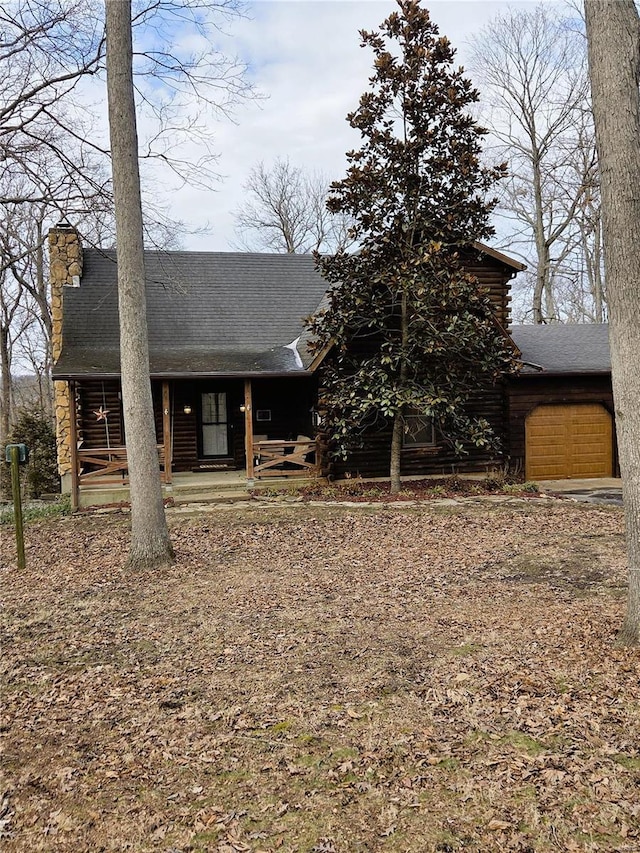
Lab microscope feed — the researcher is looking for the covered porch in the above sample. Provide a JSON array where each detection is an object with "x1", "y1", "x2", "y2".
[
  {"x1": 66, "y1": 376, "x2": 323, "y2": 509},
  {"x1": 73, "y1": 468, "x2": 325, "y2": 509}
]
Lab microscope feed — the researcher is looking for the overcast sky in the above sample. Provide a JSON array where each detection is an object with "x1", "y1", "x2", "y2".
[{"x1": 147, "y1": 1, "x2": 542, "y2": 252}]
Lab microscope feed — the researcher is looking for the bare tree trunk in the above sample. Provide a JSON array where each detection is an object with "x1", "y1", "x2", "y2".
[
  {"x1": 543, "y1": 276, "x2": 556, "y2": 324},
  {"x1": 389, "y1": 412, "x2": 403, "y2": 494},
  {"x1": 0, "y1": 322, "x2": 11, "y2": 440},
  {"x1": 532, "y1": 155, "x2": 550, "y2": 325},
  {"x1": 585, "y1": 0, "x2": 640, "y2": 645},
  {"x1": 592, "y1": 216, "x2": 604, "y2": 323},
  {"x1": 34, "y1": 229, "x2": 54, "y2": 419},
  {"x1": 104, "y1": 0, "x2": 174, "y2": 569},
  {"x1": 581, "y1": 210, "x2": 605, "y2": 323},
  {"x1": 390, "y1": 291, "x2": 409, "y2": 494}
]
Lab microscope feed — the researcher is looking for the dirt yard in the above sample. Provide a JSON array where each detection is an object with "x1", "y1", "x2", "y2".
[{"x1": 1, "y1": 499, "x2": 639, "y2": 852}]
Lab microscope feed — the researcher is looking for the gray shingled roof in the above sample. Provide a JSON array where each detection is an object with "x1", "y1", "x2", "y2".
[
  {"x1": 53, "y1": 250, "x2": 329, "y2": 378},
  {"x1": 53, "y1": 243, "x2": 526, "y2": 379},
  {"x1": 511, "y1": 324, "x2": 611, "y2": 374}
]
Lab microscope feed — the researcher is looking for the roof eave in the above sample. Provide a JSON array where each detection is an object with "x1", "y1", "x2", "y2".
[
  {"x1": 512, "y1": 369, "x2": 612, "y2": 378},
  {"x1": 53, "y1": 369, "x2": 316, "y2": 381},
  {"x1": 472, "y1": 241, "x2": 527, "y2": 272},
  {"x1": 305, "y1": 342, "x2": 334, "y2": 372}
]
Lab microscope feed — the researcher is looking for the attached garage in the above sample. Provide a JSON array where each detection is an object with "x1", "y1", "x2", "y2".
[
  {"x1": 508, "y1": 324, "x2": 616, "y2": 481},
  {"x1": 525, "y1": 403, "x2": 613, "y2": 480}
]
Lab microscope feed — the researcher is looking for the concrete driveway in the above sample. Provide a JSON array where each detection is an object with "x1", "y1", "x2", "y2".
[{"x1": 540, "y1": 478, "x2": 623, "y2": 506}]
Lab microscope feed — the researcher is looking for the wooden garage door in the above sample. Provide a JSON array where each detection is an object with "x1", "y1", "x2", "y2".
[{"x1": 526, "y1": 403, "x2": 613, "y2": 480}]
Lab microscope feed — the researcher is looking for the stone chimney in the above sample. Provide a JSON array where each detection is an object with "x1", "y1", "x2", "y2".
[{"x1": 49, "y1": 221, "x2": 83, "y2": 479}]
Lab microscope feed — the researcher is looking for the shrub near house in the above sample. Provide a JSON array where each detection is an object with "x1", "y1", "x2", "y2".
[{"x1": 2, "y1": 410, "x2": 59, "y2": 500}]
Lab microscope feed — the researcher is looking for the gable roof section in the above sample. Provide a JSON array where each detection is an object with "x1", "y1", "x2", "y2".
[
  {"x1": 53, "y1": 250, "x2": 329, "y2": 378},
  {"x1": 511, "y1": 323, "x2": 611, "y2": 374},
  {"x1": 473, "y1": 241, "x2": 526, "y2": 272}
]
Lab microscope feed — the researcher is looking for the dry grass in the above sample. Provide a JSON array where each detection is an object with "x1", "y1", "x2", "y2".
[{"x1": 1, "y1": 500, "x2": 639, "y2": 852}]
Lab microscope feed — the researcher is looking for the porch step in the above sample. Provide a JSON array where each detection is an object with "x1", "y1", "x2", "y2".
[
  {"x1": 167, "y1": 469, "x2": 247, "y2": 495},
  {"x1": 74, "y1": 474, "x2": 326, "y2": 509},
  {"x1": 172, "y1": 490, "x2": 251, "y2": 505},
  {"x1": 78, "y1": 486, "x2": 131, "y2": 509},
  {"x1": 170, "y1": 479, "x2": 246, "y2": 494}
]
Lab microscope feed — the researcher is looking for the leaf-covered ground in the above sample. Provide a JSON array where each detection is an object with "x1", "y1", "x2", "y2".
[{"x1": 1, "y1": 500, "x2": 639, "y2": 852}]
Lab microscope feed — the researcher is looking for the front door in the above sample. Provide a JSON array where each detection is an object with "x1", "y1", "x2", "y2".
[{"x1": 200, "y1": 391, "x2": 229, "y2": 457}]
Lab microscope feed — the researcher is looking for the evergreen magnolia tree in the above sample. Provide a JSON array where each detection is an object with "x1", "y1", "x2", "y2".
[{"x1": 310, "y1": 0, "x2": 518, "y2": 493}]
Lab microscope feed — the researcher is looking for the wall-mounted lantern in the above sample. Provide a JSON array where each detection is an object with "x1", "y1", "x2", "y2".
[{"x1": 183, "y1": 404, "x2": 193, "y2": 415}]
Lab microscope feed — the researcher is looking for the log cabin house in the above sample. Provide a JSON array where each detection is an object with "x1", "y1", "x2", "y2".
[{"x1": 49, "y1": 222, "x2": 615, "y2": 506}]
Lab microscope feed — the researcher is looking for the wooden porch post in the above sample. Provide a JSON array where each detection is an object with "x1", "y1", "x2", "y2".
[
  {"x1": 162, "y1": 380, "x2": 172, "y2": 484},
  {"x1": 69, "y1": 380, "x2": 79, "y2": 511},
  {"x1": 244, "y1": 379, "x2": 254, "y2": 486}
]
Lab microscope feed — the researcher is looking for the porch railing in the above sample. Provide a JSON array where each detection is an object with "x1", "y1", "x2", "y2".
[
  {"x1": 253, "y1": 438, "x2": 319, "y2": 478},
  {"x1": 75, "y1": 439, "x2": 317, "y2": 489},
  {"x1": 77, "y1": 445, "x2": 169, "y2": 485}
]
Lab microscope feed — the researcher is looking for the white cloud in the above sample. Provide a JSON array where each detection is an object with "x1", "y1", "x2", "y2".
[{"x1": 139, "y1": 1, "x2": 547, "y2": 250}]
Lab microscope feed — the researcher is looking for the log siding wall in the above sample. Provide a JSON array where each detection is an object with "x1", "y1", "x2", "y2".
[
  {"x1": 460, "y1": 253, "x2": 514, "y2": 328},
  {"x1": 79, "y1": 381, "x2": 124, "y2": 449},
  {"x1": 329, "y1": 384, "x2": 507, "y2": 479}
]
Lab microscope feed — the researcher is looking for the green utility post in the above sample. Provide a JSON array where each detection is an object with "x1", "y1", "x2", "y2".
[{"x1": 6, "y1": 443, "x2": 27, "y2": 569}]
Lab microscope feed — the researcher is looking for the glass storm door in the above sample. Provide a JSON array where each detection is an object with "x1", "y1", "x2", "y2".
[{"x1": 200, "y1": 392, "x2": 229, "y2": 457}]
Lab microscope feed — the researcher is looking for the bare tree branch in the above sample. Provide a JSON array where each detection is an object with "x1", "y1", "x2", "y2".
[
  {"x1": 470, "y1": 5, "x2": 601, "y2": 323},
  {"x1": 234, "y1": 158, "x2": 356, "y2": 255}
]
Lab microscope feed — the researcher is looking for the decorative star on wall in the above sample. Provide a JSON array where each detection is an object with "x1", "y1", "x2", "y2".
[{"x1": 93, "y1": 406, "x2": 110, "y2": 422}]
